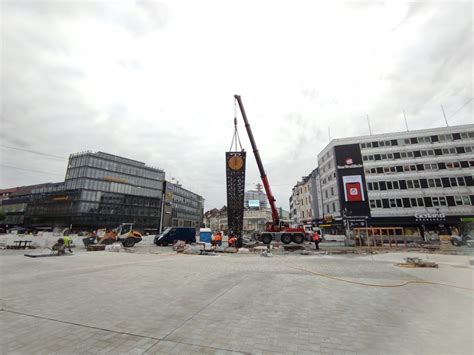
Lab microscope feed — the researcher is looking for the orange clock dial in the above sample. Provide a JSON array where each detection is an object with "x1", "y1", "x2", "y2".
[{"x1": 228, "y1": 155, "x2": 244, "y2": 171}]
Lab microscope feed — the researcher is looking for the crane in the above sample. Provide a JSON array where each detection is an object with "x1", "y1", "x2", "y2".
[{"x1": 234, "y1": 95, "x2": 305, "y2": 245}]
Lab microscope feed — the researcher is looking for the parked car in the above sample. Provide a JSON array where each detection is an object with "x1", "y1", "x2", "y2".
[{"x1": 154, "y1": 227, "x2": 196, "y2": 246}]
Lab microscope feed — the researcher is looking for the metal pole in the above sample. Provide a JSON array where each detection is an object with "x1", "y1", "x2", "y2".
[
  {"x1": 441, "y1": 105, "x2": 449, "y2": 127},
  {"x1": 403, "y1": 110, "x2": 409, "y2": 131},
  {"x1": 159, "y1": 181, "x2": 166, "y2": 234},
  {"x1": 366, "y1": 114, "x2": 372, "y2": 135}
]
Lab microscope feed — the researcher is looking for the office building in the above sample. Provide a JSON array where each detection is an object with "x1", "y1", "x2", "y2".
[
  {"x1": 315, "y1": 124, "x2": 474, "y2": 233},
  {"x1": 25, "y1": 151, "x2": 166, "y2": 231},
  {"x1": 291, "y1": 124, "x2": 474, "y2": 234},
  {"x1": 161, "y1": 181, "x2": 204, "y2": 229}
]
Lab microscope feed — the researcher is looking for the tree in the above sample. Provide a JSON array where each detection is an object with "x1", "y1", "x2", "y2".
[{"x1": 0, "y1": 210, "x2": 5, "y2": 221}]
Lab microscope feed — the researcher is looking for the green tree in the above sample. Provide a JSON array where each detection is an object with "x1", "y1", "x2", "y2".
[{"x1": 0, "y1": 210, "x2": 5, "y2": 221}]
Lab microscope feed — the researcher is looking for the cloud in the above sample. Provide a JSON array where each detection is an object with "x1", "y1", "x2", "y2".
[{"x1": 0, "y1": 0, "x2": 472, "y2": 211}]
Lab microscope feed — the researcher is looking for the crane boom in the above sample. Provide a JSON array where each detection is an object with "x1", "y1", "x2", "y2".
[{"x1": 234, "y1": 95, "x2": 280, "y2": 226}]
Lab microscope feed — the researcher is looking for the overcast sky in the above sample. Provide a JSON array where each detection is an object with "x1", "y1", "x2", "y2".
[{"x1": 1, "y1": 0, "x2": 472, "y2": 210}]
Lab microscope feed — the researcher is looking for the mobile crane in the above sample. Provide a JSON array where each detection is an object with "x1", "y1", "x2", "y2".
[{"x1": 234, "y1": 95, "x2": 306, "y2": 245}]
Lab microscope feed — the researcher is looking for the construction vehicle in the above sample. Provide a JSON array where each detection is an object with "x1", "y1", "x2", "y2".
[
  {"x1": 235, "y1": 95, "x2": 306, "y2": 245},
  {"x1": 82, "y1": 223, "x2": 142, "y2": 248}
]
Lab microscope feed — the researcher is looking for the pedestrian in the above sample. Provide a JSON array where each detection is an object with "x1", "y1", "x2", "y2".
[{"x1": 313, "y1": 230, "x2": 320, "y2": 250}]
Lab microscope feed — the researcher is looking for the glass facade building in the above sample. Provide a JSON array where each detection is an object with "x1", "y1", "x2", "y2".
[
  {"x1": 162, "y1": 181, "x2": 204, "y2": 228},
  {"x1": 25, "y1": 152, "x2": 165, "y2": 231}
]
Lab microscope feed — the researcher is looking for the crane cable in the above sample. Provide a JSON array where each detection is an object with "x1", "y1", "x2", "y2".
[
  {"x1": 229, "y1": 98, "x2": 243, "y2": 152},
  {"x1": 286, "y1": 264, "x2": 474, "y2": 291}
]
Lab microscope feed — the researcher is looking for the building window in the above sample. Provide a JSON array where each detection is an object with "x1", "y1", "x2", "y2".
[
  {"x1": 432, "y1": 197, "x2": 447, "y2": 206},
  {"x1": 439, "y1": 134, "x2": 452, "y2": 142},
  {"x1": 424, "y1": 163, "x2": 437, "y2": 170},
  {"x1": 442, "y1": 148, "x2": 457, "y2": 155},
  {"x1": 446, "y1": 162, "x2": 461, "y2": 169},
  {"x1": 455, "y1": 196, "x2": 471, "y2": 205}
]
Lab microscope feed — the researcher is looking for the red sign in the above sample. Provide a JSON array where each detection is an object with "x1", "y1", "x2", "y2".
[{"x1": 345, "y1": 182, "x2": 363, "y2": 202}]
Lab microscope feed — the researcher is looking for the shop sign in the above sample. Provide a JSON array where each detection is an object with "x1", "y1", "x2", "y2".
[
  {"x1": 324, "y1": 215, "x2": 333, "y2": 223},
  {"x1": 415, "y1": 212, "x2": 446, "y2": 221}
]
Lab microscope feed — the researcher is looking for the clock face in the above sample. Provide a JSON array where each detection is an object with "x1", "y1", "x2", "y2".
[{"x1": 228, "y1": 155, "x2": 244, "y2": 171}]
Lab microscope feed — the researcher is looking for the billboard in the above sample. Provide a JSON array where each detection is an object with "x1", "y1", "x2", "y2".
[
  {"x1": 334, "y1": 143, "x2": 370, "y2": 217},
  {"x1": 342, "y1": 175, "x2": 364, "y2": 202},
  {"x1": 248, "y1": 199, "x2": 260, "y2": 208}
]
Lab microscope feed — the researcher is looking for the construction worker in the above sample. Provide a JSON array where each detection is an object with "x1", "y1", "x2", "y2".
[
  {"x1": 313, "y1": 230, "x2": 320, "y2": 250},
  {"x1": 63, "y1": 236, "x2": 73, "y2": 253},
  {"x1": 215, "y1": 231, "x2": 223, "y2": 246},
  {"x1": 211, "y1": 231, "x2": 220, "y2": 247},
  {"x1": 228, "y1": 234, "x2": 237, "y2": 247}
]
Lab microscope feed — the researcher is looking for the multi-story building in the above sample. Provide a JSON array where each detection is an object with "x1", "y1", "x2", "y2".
[
  {"x1": 25, "y1": 151, "x2": 166, "y2": 231},
  {"x1": 204, "y1": 207, "x2": 228, "y2": 232},
  {"x1": 315, "y1": 124, "x2": 474, "y2": 234},
  {"x1": 244, "y1": 183, "x2": 268, "y2": 209},
  {"x1": 289, "y1": 169, "x2": 322, "y2": 225},
  {"x1": 0, "y1": 183, "x2": 62, "y2": 227},
  {"x1": 161, "y1": 181, "x2": 204, "y2": 229}
]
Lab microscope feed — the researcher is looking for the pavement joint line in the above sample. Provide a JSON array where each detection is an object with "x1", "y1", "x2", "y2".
[
  {"x1": 145, "y1": 339, "x2": 250, "y2": 355},
  {"x1": 161, "y1": 278, "x2": 244, "y2": 342},
  {"x1": 0, "y1": 309, "x2": 161, "y2": 341},
  {"x1": 141, "y1": 339, "x2": 161, "y2": 354}
]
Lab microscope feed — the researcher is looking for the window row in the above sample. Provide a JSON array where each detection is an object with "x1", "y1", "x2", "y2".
[
  {"x1": 324, "y1": 201, "x2": 339, "y2": 214},
  {"x1": 367, "y1": 176, "x2": 472, "y2": 191},
  {"x1": 362, "y1": 146, "x2": 473, "y2": 162},
  {"x1": 64, "y1": 178, "x2": 161, "y2": 198},
  {"x1": 169, "y1": 184, "x2": 201, "y2": 200},
  {"x1": 67, "y1": 167, "x2": 162, "y2": 190},
  {"x1": 69, "y1": 156, "x2": 164, "y2": 180},
  {"x1": 365, "y1": 160, "x2": 474, "y2": 175},
  {"x1": 360, "y1": 131, "x2": 474, "y2": 149},
  {"x1": 322, "y1": 172, "x2": 337, "y2": 185},
  {"x1": 369, "y1": 195, "x2": 472, "y2": 209}
]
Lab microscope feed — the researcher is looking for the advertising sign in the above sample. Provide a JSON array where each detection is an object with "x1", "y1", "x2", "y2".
[
  {"x1": 342, "y1": 175, "x2": 364, "y2": 202},
  {"x1": 248, "y1": 199, "x2": 260, "y2": 208}
]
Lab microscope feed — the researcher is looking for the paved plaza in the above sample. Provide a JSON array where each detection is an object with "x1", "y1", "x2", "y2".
[{"x1": 0, "y1": 246, "x2": 473, "y2": 354}]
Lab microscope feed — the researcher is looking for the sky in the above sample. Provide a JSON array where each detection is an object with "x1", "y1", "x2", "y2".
[{"x1": 0, "y1": 0, "x2": 472, "y2": 211}]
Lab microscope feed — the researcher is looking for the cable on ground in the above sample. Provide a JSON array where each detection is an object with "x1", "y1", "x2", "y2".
[{"x1": 287, "y1": 264, "x2": 474, "y2": 291}]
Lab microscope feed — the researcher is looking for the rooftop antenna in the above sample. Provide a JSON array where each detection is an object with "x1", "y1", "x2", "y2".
[
  {"x1": 366, "y1": 114, "x2": 372, "y2": 135},
  {"x1": 328, "y1": 126, "x2": 331, "y2": 141},
  {"x1": 441, "y1": 105, "x2": 449, "y2": 127},
  {"x1": 403, "y1": 110, "x2": 409, "y2": 131}
]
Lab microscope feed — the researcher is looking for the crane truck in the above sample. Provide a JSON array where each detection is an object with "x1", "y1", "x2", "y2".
[{"x1": 234, "y1": 95, "x2": 306, "y2": 245}]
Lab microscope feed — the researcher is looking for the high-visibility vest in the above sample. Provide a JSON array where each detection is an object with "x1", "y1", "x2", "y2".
[{"x1": 215, "y1": 234, "x2": 222, "y2": 241}]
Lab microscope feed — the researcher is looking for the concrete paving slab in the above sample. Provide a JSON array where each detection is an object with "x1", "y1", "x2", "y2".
[{"x1": 0, "y1": 250, "x2": 472, "y2": 354}]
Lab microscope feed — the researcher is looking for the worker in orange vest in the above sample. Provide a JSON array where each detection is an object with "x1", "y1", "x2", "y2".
[
  {"x1": 228, "y1": 234, "x2": 237, "y2": 247},
  {"x1": 313, "y1": 230, "x2": 320, "y2": 250},
  {"x1": 212, "y1": 231, "x2": 222, "y2": 247}
]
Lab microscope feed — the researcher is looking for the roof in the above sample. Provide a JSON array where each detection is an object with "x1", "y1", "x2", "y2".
[{"x1": 0, "y1": 187, "x2": 20, "y2": 195}]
